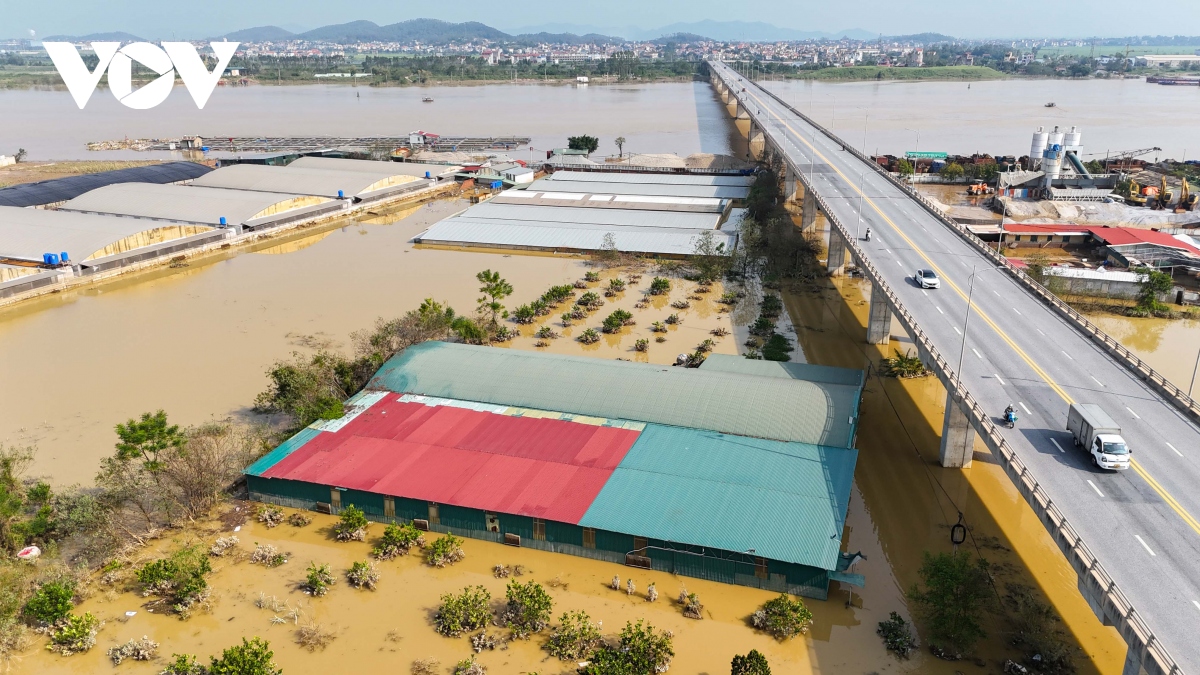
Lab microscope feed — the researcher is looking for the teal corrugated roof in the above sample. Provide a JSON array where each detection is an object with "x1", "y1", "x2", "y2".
[
  {"x1": 370, "y1": 342, "x2": 860, "y2": 448},
  {"x1": 699, "y1": 353, "x2": 865, "y2": 387},
  {"x1": 581, "y1": 424, "x2": 857, "y2": 571},
  {"x1": 245, "y1": 427, "x2": 321, "y2": 477}
]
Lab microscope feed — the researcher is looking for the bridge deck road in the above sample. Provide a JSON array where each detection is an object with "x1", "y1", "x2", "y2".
[{"x1": 712, "y1": 61, "x2": 1200, "y2": 671}]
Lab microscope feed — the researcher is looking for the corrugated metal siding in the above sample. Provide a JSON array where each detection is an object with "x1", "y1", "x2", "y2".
[
  {"x1": 291, "y1": 157, "x2": 461, "y2": 179},
  {"x1": 700, "y1": 353, "x2": 865, "y2": 387},
  {"x1": 194, "y1": 164, "x2": 403, "y2": 198},
  {"x1": 418, "y1": 218, "x2": 733, "y2": 256},
  {"x1": 459, "y1": 202, "x2": 721, "y2": 230},
  {"x1": 371, "y1": 342, "x2": 858, "y2": 448},
  {"x1": 580, "y1": 424, "x2": 857, "y2": 571},
  {"x1": 536, "y1": 180, "x2": 748, "y2": 200},
  {"x1": 0, "y1": 162, "x2": 212, "y2": 208}
]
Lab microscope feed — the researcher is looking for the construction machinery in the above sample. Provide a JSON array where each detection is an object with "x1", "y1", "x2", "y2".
[
  {"x1": 1152, "y1": 175, "x2": 1173, "y2": 210},
  {"x1": 1124, "y1": 178, "x2": 1149, "y2": 206},
  {"x1": 1176, "y1": 177, "x2": 1198, "y2": 212},
  {"x1": 1084, "y1": 146, "x2": 1162, "y2": 172},
  {"x1": 967, "y1": 182, "x2": 994, "y2": 195}
]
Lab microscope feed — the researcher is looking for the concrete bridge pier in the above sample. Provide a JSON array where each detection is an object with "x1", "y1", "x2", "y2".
[
  {"x1": 866, "y1": 283, "x2": 893, "y2": 344},
  {"x1": 748, "y1": 122, "x2": 766, "y2": 160},
  {"x1": 784, "y1": 165, "x2": 800, "y2": 201},
  {"x1": 801, "y1": 189, "x2": 817, "y2": 232},
  {"x1": 826, "y1": 229, "x2": 846, "y2": 276},
  {"x1": 939, "y1": 390, "x2": 976, "y2": 468}
]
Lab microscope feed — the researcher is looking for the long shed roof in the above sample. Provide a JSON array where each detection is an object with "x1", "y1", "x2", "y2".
[
  {"x1": 458, "y1": 201, "x2": 721, "y2": 230},
  {"x1": 0, "y1": 205, "x2": 212, "y2": 262},
  {"x1": 0, "y1": 162, "x2": 212, "y2": 208},
  {"x1": 548, "y1": 170, "x2": 756, "y2": 187},
  {"x1": 192, "y1": 164, "x2": 418, "y2": 199},
  {"x1": 291, "y1": 156, "x2": 461, "y2": 178},
  {"x1": 370, "y1": 341, "x2": 860, "y2": 448},
  {"x1": 60, "y1": 183, "x2": 333, "y2": 226},
  {"x1": 533, "y1": 179, "x2": 749, "y2": 200},
  {"x1": 417, "y1": 218, "x2": 734, "y2": 256}
]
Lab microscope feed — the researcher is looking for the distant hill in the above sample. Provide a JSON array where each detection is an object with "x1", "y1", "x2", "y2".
[
  {"x1": 512, "y1": 32, "x2": 623, "y2": 45},
  {"x1": 646, "y1": 21, "x2": 873, "y2": 42},
  {"x1": 653, "y1": 33, "x2": 712, "y2": 44},
  {"x1": 222, "y1": 25, "x2": 295, "y2": 42},
  {"x1": 885, "y1": 32, "x2": 957, "y2": 44},
  {"x1": 41, "y1": 31, "x2": 145, "y2": 43},
  {"x1": 298, "y1": 18, "x2": 509, "y2": 43}
]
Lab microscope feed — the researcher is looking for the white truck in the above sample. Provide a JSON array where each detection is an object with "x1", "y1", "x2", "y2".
[{"x1": 1066, "y1": 403, "x2": 1130, "y2": 471}]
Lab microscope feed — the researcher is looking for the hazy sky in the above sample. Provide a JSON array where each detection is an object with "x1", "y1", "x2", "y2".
[{"x1": 9, "y1": 0, "x2": 1199, "y2": 40}]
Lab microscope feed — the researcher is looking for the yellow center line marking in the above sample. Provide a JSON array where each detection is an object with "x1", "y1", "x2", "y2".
[{"x1": 733, "y1": 74, "x2": 1200, "y2": 539}]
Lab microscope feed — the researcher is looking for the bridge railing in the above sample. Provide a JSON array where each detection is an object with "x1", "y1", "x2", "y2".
[
  {"x1": 709, "y1": 64, "x2": 1185, "y2": 675},
  {"x1": 736, "y1": 68, "x2": 1200, "y2": 426}
]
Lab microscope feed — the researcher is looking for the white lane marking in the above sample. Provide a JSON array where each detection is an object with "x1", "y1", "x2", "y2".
[
  {"x1": 1193, "y1": 600, "x2": 1200, "y2": 612},
  {"x1": 921, "y1": 290, "x2": 928, "y2": 296},
  {"x1": 994, "y1": 374, "x2": 1006, "y2": 385},
  {"x1": 1126, "y1": 406, "x2": 1140, "y2": 419},
  {"x1": 993, "y1": 290, "x2": 1001, "y2": 296},
  {"x1": 1019, "y1": 401, "x2": 1032, "y2": 415},
  {"x1": 1134, "y1": 535, "x2": 1156, "y2": 557},
  {"x1": 1050, "y1": 438, "x2": 1065, "y2": 453},
  {"x1": 1167, "y1": 442, "x2": 1182, "y2": 457},
  {"x1": 896, "y1": 260, "x2": 904, "y2": 267},
  {"x1": 935, "y1": 306, "x2": 944, "y2": 314},
  {"x1": 1087, "y1": 480, "x2": 1104, "y2": 498},
  {"x1": 1036, "y1": 328, "x2": 1046, "y2": 335},
  {"x1": 971, "y1": 348, "x2": 983, "y2": 359},
  {"x1": 1061, "y1": 351, "x2": 1074, "y2": 360},
  {"x1": 1013, "y1": 307, "x2": 1022, "y2": 316},
  {"x1": 953, "y1": 326, "x2": 962, "y2": 335},
  {"x1": 1090, "y1": 376, "x2": 1104, "y2": 387}
]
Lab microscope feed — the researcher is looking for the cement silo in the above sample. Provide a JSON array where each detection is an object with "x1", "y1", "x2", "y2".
[
  {"x1": 1030, "y1": 126, "x2": 1048, "y2": 170},
  {"x1": 1042, "y1": 144, "x2": 1063, "y2": 189},
  {"x1": 1047, "y1": 126, "x2": 1065, "y2": 152},
  {"x1": 1063, "y1": 125, "x2": 1083, "y2": 154}
]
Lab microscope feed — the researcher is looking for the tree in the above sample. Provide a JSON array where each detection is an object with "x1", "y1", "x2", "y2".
[
  {"x1": 14, "y1": 149, "x2": 27, "y2": 163},
  {"x1": 0, "y1": 445, "x2": 33, "y2": 552},
  {"x1": 115, "y1": 410, "x2": 186, "y2": 474},
  {"x1": 614, "y1": 136, "x2": 626, "y2": 158},
  {"x1": 939, "y1": 162, "x2": 965, "y2": 181},
  {"x1": 208, "y1": 637, "x2": 281, "y2": 675},
  {"x1": 568, "y1": 135, "x2": 600, "y2": 155},
  {"x1": 731, "y1": 649, "x2": 771, "y2": 675},
  {"x1": 896, "y1": 159, "x2": 914, "y2": 176},
  {"x1": 907, "y1": 551, "x2": 993, "y2": 655},
  {"x1": 1135, "y1": 268, "x2": 1174, "y2": 313},
  {"x1": 475, "y1": 269, "x2": 513, "y2": 328},
  {"x1": 1024, "y1": 251, "x2": 1051, "y2": 285},
  {"x1": 691, "y1": 229, "x2": 731, "y2": 282},
  {"x1": 582, "y1": 620, "x2": 674, "y2": 675},
  {"x1": 499, "y1": 580, "x2": 553, "y2": 638}
]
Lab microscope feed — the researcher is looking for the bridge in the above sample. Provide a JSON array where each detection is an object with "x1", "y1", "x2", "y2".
[{"x1": 708, "y1": 60, "x2": 1200, "y2": 675}]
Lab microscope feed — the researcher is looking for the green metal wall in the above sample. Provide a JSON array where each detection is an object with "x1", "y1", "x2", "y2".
[{"x1": 247, "y1": 476, "x2": 829, "y2": 599}]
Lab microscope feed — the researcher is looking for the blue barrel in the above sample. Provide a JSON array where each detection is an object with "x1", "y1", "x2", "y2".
[
  {"x1": 47, "y1": 253, "x2": 59, "y2": 265},
  {"x1": 219, "y1": 216, "x2": 227, "y2": 227},
  {"x1": 60, "y1": 251, "x2": 70, "y2": 262},
  {"x1": 42, "y1": 253, "x2": 52, "y2": 265},
  {"x1": 338, "y1": 189, "x2": 345, "y2": 199},
  {"x1": 425, "y1": 171, "x2": 431, "y2": 179}
]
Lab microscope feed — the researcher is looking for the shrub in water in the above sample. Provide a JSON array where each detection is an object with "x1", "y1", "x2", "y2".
[
  {"x1": 425, "y1": 534, "x2": 466, "y2": 567},
  {"x1": 581, "y1": 619, "x2": 673, "y2": 675},
  {"x1": 731, "y1": 649, "x2": 772, "y2": 675},
  {"x1": 877, "y1": 611, "x2": 917, "y2": 658},
  {"x1": 208, "y1": 637, "x2": 281, "y2": 675},
  {"x1": 107, "y1": 636, "x2": 159, "y2": 664},
  {"x1": 333, "y1": 505, "x2": 369, "y2": 542},
  {"x1": 434, "y1": 586, "x2": 492, "y2": 637},
  {"x1": 648, "y1": 277, "x2": 671, "y2": 295},
  {"x1": 48, "y1": 612, "x2": 101, "y2": 656},
  {"x1": 24, "y1": 579, "x2": 75, "y2": 625},
  {"x1": 750, "y1": 594, "x2": 813, "y2": 640},
  {"x1": 346, "y1": 561, "x2": 379, "y2": 590},
  {"x1": 545, "y1": 610, "x2": 602, "y2": 661},
  {"x1": 373, "y1": 521, "x2": 425, "y2": 560},
  {"x1": 498, "y1": 580, "x2": 553, "y2": 638},
  {"x1": 136, "y1": 546, "x2": 212, "y2": 615},
  {"x1": 304, "y1": 562, "x2": 336, "y2": 596}
]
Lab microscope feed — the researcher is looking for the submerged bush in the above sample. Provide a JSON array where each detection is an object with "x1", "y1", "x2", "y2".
[
  {"x1": 373, "y1": 521, "x2": 425, "y2": 560},
  {"x1": 250, "y1": 543, "x2": 287, "y2": 567},
  {"x1": 751, "y1": 594, "x2": 813, "y2": 639},
  {"x1": 304, "y1": 563, "x2": 336, "y2": 597},
  {"x1": 731, "y1": 649, "x2": 772, "y2": 675},
  {"x1": 581, "y1": 620, "x2": 673, "y2": 675},
  {"x1": 498, "y1": 580, "x2": 553, "y2": 638},
  {"x1": 761, "y1": 334, "x2": 794, "y2": 362},
  {"x1": 346, "y1": 561, "x2": 379, "y2": 590},
  {"x1": 208, "y1": 637, "x2": 281, "y2": 675},
  {"x1": 877, "y1": 611, "x2": 917, "y2": 658},
  {"x1": 161, "y1": 653, "x2": 206, "y2": 675},
  {"x1": 135, "y1": 546, "x2": 212, "y2": 616},
  {"x1": 425, "y1": 534, "x2": 466, "y2": 567},
  {"x1": 108, "y1": 636, "x2": 159, "y2": 664},
  {"x1": 48, "y1": 613, "x2": 101, "y2": 656},
  {"x1": 880, "y1": 349, "x2": 928, "y2": 378},
  {"x1": 577, "y1": 329, "x2": 601, "y2": 345},
  {"x1": 333, "y1": 505, "x2": 368, "y2": 542},
  {"x1": 648, "y1": 277, "x2": 671, "y2": 295},
  {"x1": 256, "y1": 506, "x2": 283, "y2": 528},
  {"x1": 601, "y1": 309, "x2": 633, "y2": 333},
  {"x1": 434, "y1": 586, "x2": 492, "y2": 637},
  {"x1": 545, "y1": 610, "x2": 603, "y2": 661}
]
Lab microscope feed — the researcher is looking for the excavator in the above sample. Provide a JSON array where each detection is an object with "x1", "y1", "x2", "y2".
[
  {"x1": 1177, "y1": 177, "x2": 1198, "y2": 212},
  {"x1": 1124, "y1": 179, "x2": 1149, "y2": 206},
  {"x1": 1152, "y1": 175, "x2": 1174, "y2": 210},
  {"x1": 967, "y1": 182, "x2": 994, "y2": 195}
]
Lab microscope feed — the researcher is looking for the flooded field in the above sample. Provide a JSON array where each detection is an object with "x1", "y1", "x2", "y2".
[{"x1": 1083, "y1": 312, "x2": 1200, "y2": 394}]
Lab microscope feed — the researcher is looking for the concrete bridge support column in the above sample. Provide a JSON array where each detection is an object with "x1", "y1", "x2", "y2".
[
  {"x1": 801, "y1": 189, "x2": 817, "y2": 232},
  {"x1": 939, "y1": 389, "x2": 976, "y2": 468},
  {"x1": 785, "y1": 165, "x2": 800, "y2": 201},
  {"x1": 1122, "y1": 648, "x2": 1146, "y2": 675},
  {"x1": 866, "y1": 282, "x2": 893, "y2": 345},
  {"x1": 826, "y1": 229, "x2": 846, "y2": 276},
  {"x1": 748, "y1": 123, "x2": 765, "y2": 161}
]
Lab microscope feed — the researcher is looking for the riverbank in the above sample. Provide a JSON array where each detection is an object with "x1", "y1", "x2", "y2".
[{"x1": 787, "y1": 65, "x2": 1006, "y2": 81}]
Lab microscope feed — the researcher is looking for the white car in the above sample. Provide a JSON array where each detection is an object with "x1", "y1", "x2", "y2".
[{"x1": 914, "y1": 269, "x2": 940, "y2": 289}]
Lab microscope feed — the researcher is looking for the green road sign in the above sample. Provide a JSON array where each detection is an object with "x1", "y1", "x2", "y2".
[{"x1": 906, "y1": 151, "x2": 948, "y2": 159}]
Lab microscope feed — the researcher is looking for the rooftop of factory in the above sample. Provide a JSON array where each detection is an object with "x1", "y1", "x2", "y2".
[
  {"x1": 0, "y1": 162, "x2": 212, "y2": 208},
  {"x1": 192, "y1": 164, "x2": 424, "y2": 200},
  {"x1": 59, "y1": 183, "x2": 340, "y2": 229},
  {"x1": 291, "y1": 156, "x2": 462, "y2": 180},
  {"x1": 0, "y1": 206, "x2": 214, "y2": 264},
  {"x1": 246, "y1": 343, "x2": 863, "y2": 577},
  {"x1": 416, "y1": 168, "x2": 752, "y2": 255}
]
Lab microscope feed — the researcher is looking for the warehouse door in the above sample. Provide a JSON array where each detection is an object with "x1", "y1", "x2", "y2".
[{"x1": 485, "y1": 513, "x2": 500, "y2": 533}]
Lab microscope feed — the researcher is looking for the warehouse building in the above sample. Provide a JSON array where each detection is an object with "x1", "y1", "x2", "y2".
[
  {"x1": 291, "y1": 156, "x2": 462, "y2": 182},
  {"x1": 247, "y1": 343, "x2": 864, "y2": 598},
  {"x1": 415, "y1": 169, "x2": 749, "y2": 256},
  {"x1": 59, "y1": 183, "x2": 344, "y2": 232},
  {"x1": 0, "y1": 162, "x2": 211, "y2": 209},
  {"x1": 0, "y1": 206, "x2": 227, "y2": 297},
  {"x1": 192, "y1": 164, "x2": 427, "y2": 203}
]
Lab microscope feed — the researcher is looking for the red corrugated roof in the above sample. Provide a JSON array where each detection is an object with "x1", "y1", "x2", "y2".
[
  {"x1": 260, "y1": 397, "x2": 640, "y2": 523},
  {"x1": 1003, "y1": 224, "x2": 1200, "y2": 255}
]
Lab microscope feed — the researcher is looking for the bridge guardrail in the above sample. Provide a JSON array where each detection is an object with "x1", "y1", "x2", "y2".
[
  {"x1": 746, "y1": 70, "x2": 1200, "y2": 428},
  {"x1": 710, "y1": 64, "x2": 1184, "y2": 675}
]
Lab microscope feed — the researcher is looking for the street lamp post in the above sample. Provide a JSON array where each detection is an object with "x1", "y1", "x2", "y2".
[{"x1": 1190, "y1": 345, "x2": 1200, "y2": 398}]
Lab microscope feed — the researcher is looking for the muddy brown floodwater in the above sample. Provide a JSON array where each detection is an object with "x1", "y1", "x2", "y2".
[
  {"x1": 1083, "y1": 312, "x2": 1200, "y2": 394},
  {"x1": 0, "y1": 199, "x2": 739, "y2": 485}
]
